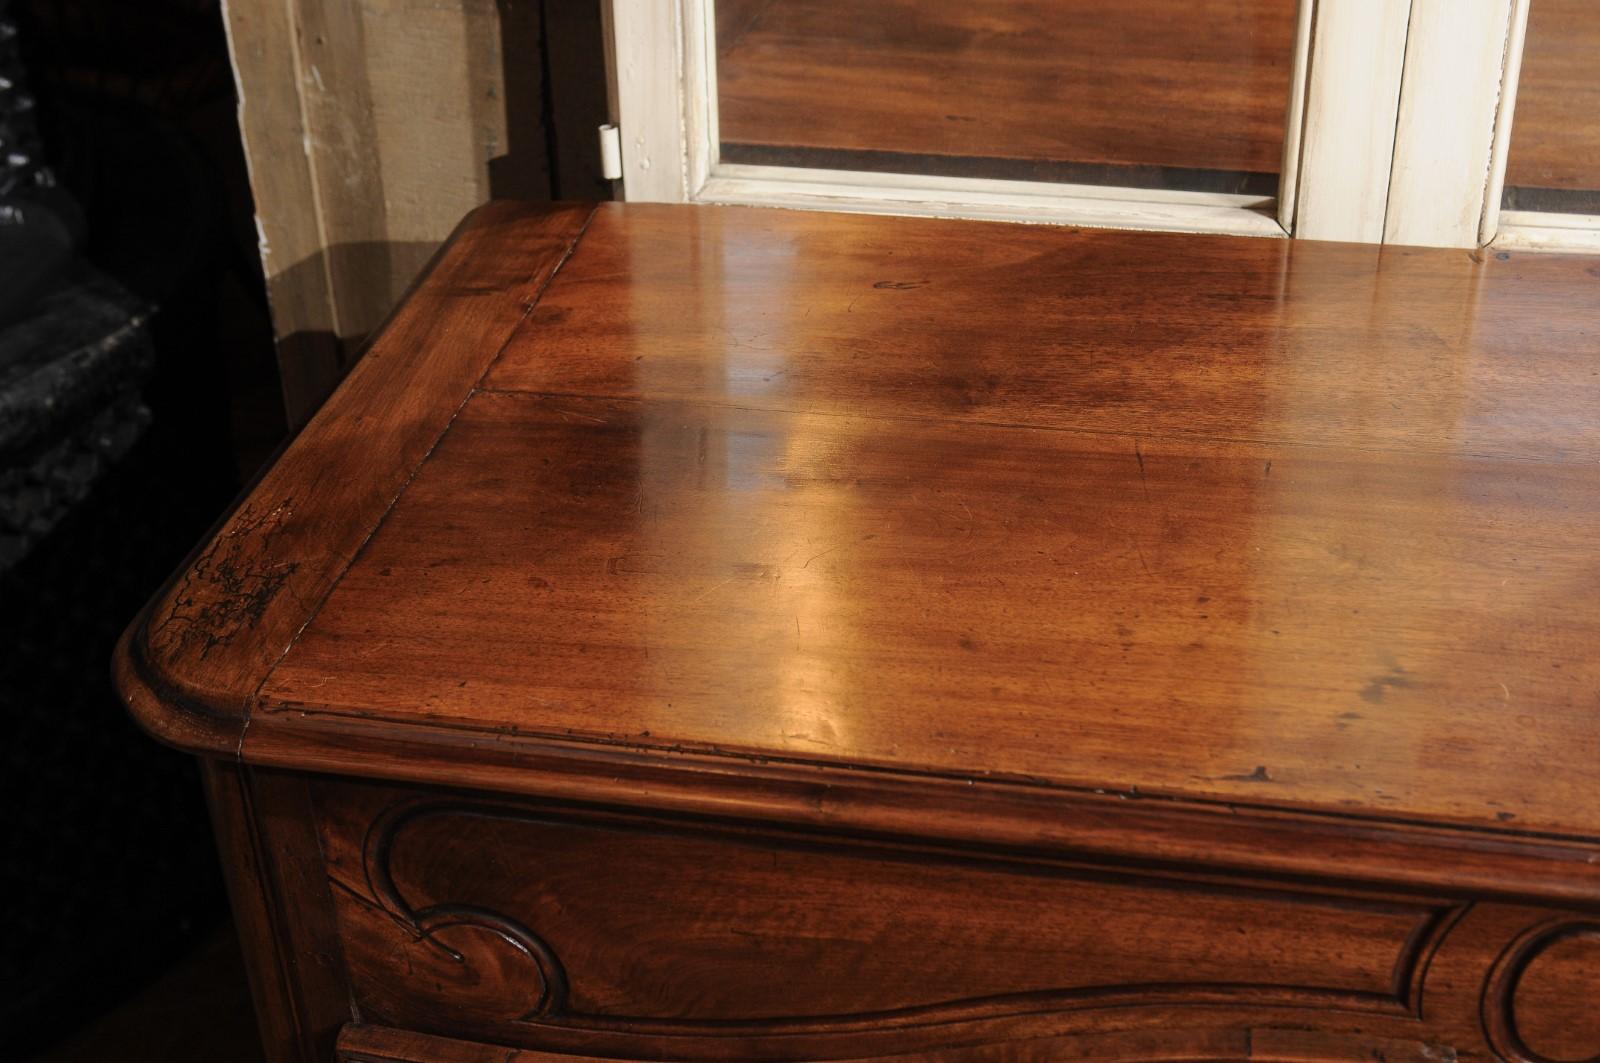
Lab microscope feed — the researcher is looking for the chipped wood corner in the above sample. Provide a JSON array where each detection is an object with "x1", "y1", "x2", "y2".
[{"x1": 115, "y1": 606, "x2": 252, "y2": 758}]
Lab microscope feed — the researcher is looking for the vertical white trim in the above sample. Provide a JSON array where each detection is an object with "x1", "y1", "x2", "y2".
[
  {"x1": 608, "y1": 0, "x2": 689, "y2": 202},
  {"x1": 1293, "y1": 0, "x2": 1411, "y2": 242},
  {"x1": 1277, "y1": 0, "x2": 1317, "y2": 233},
  {"x1": 1384, "y1": 0, "x2": 1515, "y2": 248},
  {"x1": 682, "y1": 0, "x2": 717, "y2": 194},
  {"x1": 1479, "y1": 0, "x2": 1531, "y2": 245}
]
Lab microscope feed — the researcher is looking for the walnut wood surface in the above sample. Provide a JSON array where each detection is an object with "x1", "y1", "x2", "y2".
[
  {"x1": 335, "y1": 1023, "x2": 1462, "y2": 1063},
  {"x1": 205, "y1": 763, "x2": 353, "y2": 1063},
  {"x1": 483, "y1": 206, "x2": 1600, "y2": 462},
  {"x1": 337, "y1": 1024, "x2": 615, "y2": 1063},
  {"x1": 715, "y1": 0, "x2": 1297, "y2": 177},
  {"x1": 321, "y1": 782, "x2": 1441, "y2": 1029},
  {"x1": 1504, "y1": 0, "x2": 1600, "y2": 195},
  {"x1": 1504, "y1": 922, "x2": 1600, "y2": 1059},
  {"x1": 250, "y1": 204, "x2": 1600, "y2": 855},
  {"x1": 116, "y1": 201, "x2": 1600, "y2": 1063},
  {"x1": 311, "y1": 779, "x2": 1585, "y2": 1061},
  {"x1": 264, "y1": 387, "x2": 1600, "y2": 844},
  {"x1": 115, "y1": 201, "x2": 592, "y2": 746}
]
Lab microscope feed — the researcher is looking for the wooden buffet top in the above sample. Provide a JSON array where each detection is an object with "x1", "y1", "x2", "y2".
[{"x1": 120, "y1": 201, "x2": 1600, "y2": 903}]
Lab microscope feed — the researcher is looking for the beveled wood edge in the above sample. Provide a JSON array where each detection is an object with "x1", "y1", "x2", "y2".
[
  {"x1": 116, "y1": 609, "x2": 246, "y2": 752},
  {"x1": 112, "y1": 200, "x2": 596, "y2": 756},
  {"x1": 337, "y1": 1021, "x2": 1459, "y2": 1063},
  {"x1": 111, "y1": 198, "x2": 1600, "y2": 910},
  {"x1": 239, "y1": 707, "x2": 1600, "y2": 909},
  {"x1": 336, "y1": 1023, "x2": 629, "y2": 1062}
]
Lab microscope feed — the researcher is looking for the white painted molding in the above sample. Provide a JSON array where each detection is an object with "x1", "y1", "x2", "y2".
[
  {"x1": 1277, "y1": 0, "x2": 1317, "y2": 233},
  {"x1": 700, "y1": 166, "x2": 1285, "y2": 238},
  {"x1": 683, "y1": 0, "x2": 717, "y2": 193},
  {"x1": 610, "y1": 0, "x2": 1324, "y2": 239},
  {"x1": 1494, "y1": 211, "x2": 1600, "y2": 253},
  {"x1": 1479, "y1": 0, "x2": 1531, "y2": 245},
  {"x1": 1385, "y1": 0, "x2": 1515, "y2": 248},
  {"x1": 1293, "y1": 0, "x2": 1411, "y2": 242},
  {"x1": 609, "y1": 0, "x2": 689, "y2": 202}
]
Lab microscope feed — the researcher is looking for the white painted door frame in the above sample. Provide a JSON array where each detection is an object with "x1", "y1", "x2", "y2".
[
  {"x1": 1289, "y1": 0, "x2": 1412, "y2": 243},
  {"x1": 607, "y1": 0, "x2": 1294, "y2": 238},
  {"x1": 1480, "y1": 1, "x2": 1600, "y2": 253},
  {"x1": 1386, "y1": 0, "x2": 1521, "y2": 249},
  {"x1": 605, "y1": 0, "x2": 1582, "y2": 251}
]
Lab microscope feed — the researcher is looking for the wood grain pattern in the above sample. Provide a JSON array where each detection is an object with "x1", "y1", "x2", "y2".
[
  {"x1": 252, "y1": 205, "x2": 1600, "y2": 851},
  {"x1": 485, "y1": 205, "x2": 1600, "y2": 461},
  {"x1": 1504, "y1": 0, "x2": 1600, "y2": 196},
  {"x1": 235, "y1": 705, "x2": 1600, "y2": 909},
  {"x1": 115, "y1": 201, "x2": 590, "y2": 751},
  {"x1": 335, "y1": 1023, "x2": 1463, "y2": 1063},
  {"x1": 309, "y1": 780, "x2": 1583, "y2": 1061},
  {"x1": 337, "y1": 1024, "x2": 612, "y2": 1062},
  {"x1": 263, "y1": 387, "x2": 1600, "y2": 844},
  {"x1": 715, "y1": 0, "x2": 1298, "y2": 178},
  {"x1": 1483, "y1": 918, "x2": 1600, "y2": 1063},
  {"x1": 203, "y1": 764, "x2": 352, "y2": 1063},
  {"x1": 115, "y1": 202, "x2": 1600, "y2": 1061},
  {"x1": 319, "y1": 784, "x2": 1448, "y2": 1024}
]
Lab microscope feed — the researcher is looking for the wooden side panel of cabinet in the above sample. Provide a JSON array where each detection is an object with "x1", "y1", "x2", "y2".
[{"x1": 203, "y1": 763, "x2": 353, "y2": 1063}]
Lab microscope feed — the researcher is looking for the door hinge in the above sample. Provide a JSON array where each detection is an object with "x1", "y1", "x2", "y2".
[{"x1": 598, "y1": 124, "x2": 623, "y2": 181}]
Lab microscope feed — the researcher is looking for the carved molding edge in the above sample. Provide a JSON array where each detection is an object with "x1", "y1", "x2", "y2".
[
  {"x1": 355, "y1": 796, "x2": 1472, "y2": 1043},
  {"x1": 363, "y1": 801, "x2": 570, "y2": 1020}
]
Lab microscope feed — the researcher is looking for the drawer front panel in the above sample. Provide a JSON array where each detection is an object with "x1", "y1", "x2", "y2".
[{"x1": 308, "y1": 779, "x2": 1538, "y2": 1060}]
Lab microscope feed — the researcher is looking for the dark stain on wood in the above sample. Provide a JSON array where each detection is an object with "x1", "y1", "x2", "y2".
[{"x1": 154, "y1": 498, "x2": 300, "y2": 659}]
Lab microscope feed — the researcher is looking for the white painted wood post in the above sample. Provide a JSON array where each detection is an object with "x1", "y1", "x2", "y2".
[
  {"x1": 1292, "y1": 0, "x2": 1412, "y2": 242},
  {"x1": 607, "y1": 0, "x2": 690, "y2": 203},
  {"x1": 1385, "y1": 0, "x2": 1517, "y2": 248},
  {"x1": 1276, "y1": 0, "x2": 1316, "y2": 234},
  {"x1": 1479, "y1": 0, "x2": 1531, "y2": 246}
]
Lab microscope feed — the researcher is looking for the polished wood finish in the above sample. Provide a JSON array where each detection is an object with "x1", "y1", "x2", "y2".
[
  {"x1": 118, "y1": 200, "x2": 592, "y2": 748},
  {"x1": 203, "y1": 763, "x2": 350, "y2": 1063},
  {"x1": 336, "y1": 1022, "x2": 1463, "y2": 1063},
  {"x1": 117, "y1": 202, "x2": 1600, "y2": 1062},
  {"x1": 337, "y1": 1024, "x2": 610, "y2": 1063},
  {"x1": 1505, "y1": 0, "x2": 1600, "y2": 195},
  {"x1": 277, "y1": 205, "x2": 1600, "y2": 845},
  {"x1": 715, "y1": 0, "x2": 1298, "y2": 179},
  {"x1": 266, "y1": 387, "x2": 1600, "y2": 841},
  {"x1": 310, "y1": 777, "x2": 1547, "y2": 1061}
]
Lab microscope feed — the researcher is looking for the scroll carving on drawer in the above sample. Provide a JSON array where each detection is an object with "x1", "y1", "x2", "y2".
[
  {"x1": 1483, "y1": 919, "x2": 1600, "y2": 1063},
  {"x1": 312, "y1": 780, "x2": 1472, "y2": 1058}
]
